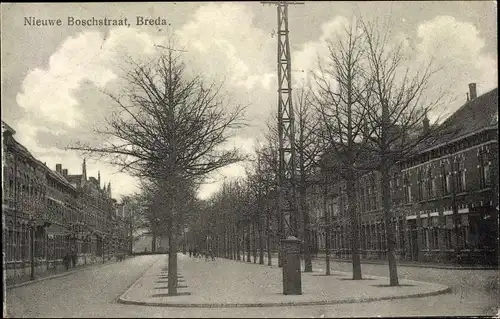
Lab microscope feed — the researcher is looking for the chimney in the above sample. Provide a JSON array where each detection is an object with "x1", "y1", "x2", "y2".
[
  {"x1": 468, "y1": 83, "x2": 477, "y2": 100},
  {"x1": 62, "y1": 169, "x2": 68, "y2": 177},
  {"x1": 56, "y1": 164, "x2": 62, "y2": 174},
  {"x1": 423, "y1": 115, "x2": 430, "y2": 134}
]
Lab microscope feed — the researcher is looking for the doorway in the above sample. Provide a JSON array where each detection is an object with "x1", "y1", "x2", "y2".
[{"x1": 407, "y1": 219, "x2": 419, "y2": 261}]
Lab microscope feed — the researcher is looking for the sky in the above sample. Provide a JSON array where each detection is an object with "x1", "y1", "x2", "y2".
[{"x1": 1, "y1": 1, "x2": 497, "y2": 201}]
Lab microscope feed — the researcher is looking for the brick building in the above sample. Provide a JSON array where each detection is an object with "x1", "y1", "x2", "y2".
[
  {"x1": 315, "y1": 84, "x2": 498, "y2": 265},
  {"x1": 3, "y1": 123, "x2": 48, "y2": 279},
  {"x1": 2, "y1": 122, "x2": 132, "y2": 282},
  {"x1": 66, "y1": 161, "x2": 116, "y2": 263}
]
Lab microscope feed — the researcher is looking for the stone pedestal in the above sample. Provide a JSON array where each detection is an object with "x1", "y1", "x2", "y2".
[{"x1": 281, "y1": 236, "x2": 302, "y2": 295}]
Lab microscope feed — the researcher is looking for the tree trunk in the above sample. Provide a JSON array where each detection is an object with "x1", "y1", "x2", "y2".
[
  {"x1": 258, "y1": 216, "x2": 264, "y2": 264},
  {"x1": 237, "y1": 228, "x2": 241, "y2": 261},
  {"x1": 168, "y1": 229, "x2": 178, "y2": 295},
  {"x1": 323, "y1": 174, "x2": 331, "y2": 275},
  {"x1": 246, "y1": 225, "x2": 251, "y2": 262},
  {"x1": 266, "y1": 212, "x2": 272, "y2": 266},
  {"x1": 347, "y1": 177, "x2": 362, "y2": 280},
  {"x1": 235, "y1": 229, "x2": 238, "y2": 260},
  {"x1": 381, "y1": 165, "x2": 399, "y2": 286},
  {"x1": 277, "y1": 210, "x2": 283, "y2": 267},
  {"x1": 252, "y1": 222, "x2": 257, "y2": 263},
  {"x1": 300, "y1": 183, "x2": 312, "y2": 272},
  {"x1": 152, "y1": 230, "x2": 156, "y2": 253}
]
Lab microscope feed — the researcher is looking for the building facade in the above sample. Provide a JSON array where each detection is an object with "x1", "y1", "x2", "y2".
[
  {"x1": 314, "y1": 84, "x2": 499, "y2": 265},
  {"x1": 2, "y1": 122, "x2": 132, "y2": 282}
]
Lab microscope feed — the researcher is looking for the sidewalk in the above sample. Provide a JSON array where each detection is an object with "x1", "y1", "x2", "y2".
[
  {"x1": 263, "y1": 252, "x2": 498, "y2": 270},
  {"x1": 118, "y1": 254, "x2": 451, "y2": 308},
  {"x1": 5, "y1": 256, "x2": 131, "y2": 289}
]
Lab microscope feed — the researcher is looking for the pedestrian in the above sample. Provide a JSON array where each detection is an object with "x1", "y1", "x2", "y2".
[
  {"x1": 64, "y1": 251, "x2": 70, "y2": 270},
  {"x1": 189, "y1": 248, "x2": 192, "y2": 257},
  {"x1": 71, "y1": 247, "x2": 77, "y2": 268},
  {"x1": 209, "y1": 249, "x2": 215, "y2": 261}
]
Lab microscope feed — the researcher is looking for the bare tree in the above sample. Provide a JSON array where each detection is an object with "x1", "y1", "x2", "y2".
[
  {"x1": 70, "y1": 45, "x2": 247, "y2": 295},
  {"x1": 359, "y1": 17, "x2": 451, "y2": 286},
  {"x1": 310, "y1": 21, "x2": 372, "y2": 280},
  {"x1": 119, "y1": 193, "x2": 149, "y2": 254}
]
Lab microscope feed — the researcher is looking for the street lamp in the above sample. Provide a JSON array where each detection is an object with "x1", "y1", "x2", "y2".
[{"x1": 29, "y1": 215, "x2": 35, "y2": 280}]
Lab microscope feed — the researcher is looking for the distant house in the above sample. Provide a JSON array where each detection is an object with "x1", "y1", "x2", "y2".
[{"x1": 132, "y1": 229, "x2": 169, "y2": 253}]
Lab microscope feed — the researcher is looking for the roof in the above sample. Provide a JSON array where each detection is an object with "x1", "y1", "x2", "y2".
[
  {"x1": 444, "y1": 87, "x2": 498, "y2": 136},
  {"x1": 67, "y1": 174, "x2": 82, "y2": 183},
  {"x1": 47, "y1": 169, "x2": 76, "y2": 191},
  {"x1": 436, "y1": 88, "x2": 497, "y2": 143},
  {"x1": 9, "y1": 138, "x2": 47, "y2": 170},
  {"x1": 415, "y1": 87, "x2": 498, "y2": 154},
  {"x1": 7, "y1": 135, "x2": 76, "y2": 191},
  {"x1": 2, "y1": 121, "x2": 16, "y2": 135}
]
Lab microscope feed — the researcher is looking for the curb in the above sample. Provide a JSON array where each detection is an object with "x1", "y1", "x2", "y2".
[
  {"x1": 117, "y1": 262, "x2": 452, "y2": 308},
  {"x1": 6, "y1": 258, "x2": 127, "y2": 290},
  {"x1": 117, "y1": 286, "x2": 452, "y2": 308},
  {"x1": 324, "y1": 258, "x2": 498, "y2": 270},
  {"x1": 116, "y1": 256, "x2": 166, "y2": 304}
]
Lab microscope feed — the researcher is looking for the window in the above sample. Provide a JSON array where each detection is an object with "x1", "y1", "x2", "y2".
[
  {"x1": 457, "y1": 160, "x2": 466, "y2": 193},
  {"x1": 441, "y1": 163, "x2": 450, "y2": 195},
  {"x1": 426, "y1": 168, "x2": 433, "y2": 198},
  {"x1": 21, "y1": 224, "x2": 27, "y2": 261},
  {"x1": 479, "y1": 151, "x2": 491, "y2": 188},
  {"x1": 404, "y1": 173, "x2": 412, "y2": 203},
  {"x1": 371, "y1": 186, "x2": 377, "y2": 210},
  {"x1": 417, "y1": 169, "x2": 424, "y2": 201},
  {"x1": 444, "y1": 215, "x2": 454, "y2": 249},
  {"x1": 371, "y1": 224, "x2": 377, "y2": 250},
  {"x1": 390, "y1": 173, "x2": 398, "y2": 200},
  {"x1": 360, "y1": 187, "x2": 365, "y2": 212},
  {"x1": 7, "y1": 226, "x2": 14, "y2": 261},
  {"x1": 431, "y1": 216, "x2": 439, "y2": 249},
  {"x1": 35, "y1": 227, "x2": 45, "y2": 258}
]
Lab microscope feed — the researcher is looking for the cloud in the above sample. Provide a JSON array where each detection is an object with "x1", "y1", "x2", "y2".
[
  {"x1": 14, "y1": 4, "x2": 275, "y2": 200},
  {"x1": 14, "y1": 27, "x2": 166, "y2": 199},
  {"x1": 414, "y1": 15, "x2": 497, "y2": 119},
  {"x1": 293, "y1": 14, "x2": 497, "y2": 121},
  {"x1": 176, "y1": 3, "x2": 275, "y2": 90},
  {"x1": 293, "y1": 16, "x2": 351, "y2": 85},
  {"x1": 13, "y1": 5, "x2": 495, "y2": 202}
]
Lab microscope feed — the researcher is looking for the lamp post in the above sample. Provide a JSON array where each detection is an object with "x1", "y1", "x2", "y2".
[{"x1": 30, "y1": 216, "x2": 35, "y2": 280}]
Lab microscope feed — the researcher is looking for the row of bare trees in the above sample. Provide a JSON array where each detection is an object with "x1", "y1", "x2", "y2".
[
  {"x1": 71, "y1": 42, "x2": 248, "y2": 295},
  {"x1": 71, "y1": 16, "x2": 450, "y2": 290},
  {"x1": 194, "y1": 17, "x2": 450, "y2": 287}
]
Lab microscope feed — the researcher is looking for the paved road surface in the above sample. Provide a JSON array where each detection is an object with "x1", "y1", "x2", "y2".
[{"x1": 6, "y1": 254, "x2": 499, "y2": 318}]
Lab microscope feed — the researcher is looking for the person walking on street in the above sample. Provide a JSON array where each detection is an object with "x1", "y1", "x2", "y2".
[
  {"x1": 71, "y1": 247, "x2": 77, "y2": 268},
  {"x1": 64, "y1": 249, "x2": 70, "y2": 270}
]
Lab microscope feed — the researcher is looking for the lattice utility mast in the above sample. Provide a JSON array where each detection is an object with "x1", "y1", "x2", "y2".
[{"x1": 261, "y1": 1, "x2": 303, "y2": 239}]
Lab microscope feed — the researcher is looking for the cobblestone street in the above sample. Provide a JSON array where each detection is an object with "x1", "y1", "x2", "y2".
[{"x1": 6, "y1": 254, "x2": 499, "y2": 318}]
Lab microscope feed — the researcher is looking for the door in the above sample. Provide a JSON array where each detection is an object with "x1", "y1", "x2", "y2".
[{"x1": 408, "y1": 219, "x2": 419, "y2": 261}]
